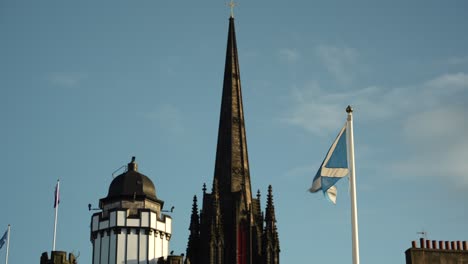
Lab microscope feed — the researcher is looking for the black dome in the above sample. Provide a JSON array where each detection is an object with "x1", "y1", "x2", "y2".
[{"x1": 105, "y1": 159, "x2": 157, "y2": 201}]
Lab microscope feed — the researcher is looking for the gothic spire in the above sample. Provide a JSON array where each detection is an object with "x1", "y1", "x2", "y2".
[
  {"x1": 213, "y1": 16, "x2": 252, "y2": 206},
  {"x1": 264, "y1": 185, "x2": 277, "y2": 227},
  {"x1": 262, "y1": 185, "x2": 280, "y2": 264},
  {"x1": 186, "y1": 196, "x2": 200, "y2": 264},
  {"x1": 189, "y1": 195, "x2": 200, "y2": 235}
]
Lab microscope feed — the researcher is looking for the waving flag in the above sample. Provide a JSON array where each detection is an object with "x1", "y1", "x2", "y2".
[
  {"x1": 0, "y1": 229, "x2": 7, "y2": 249},
  {"x1": 309, "y1": 123, "x2": 349, "y2": 204},
  {"x1": 54, "y1": 180, "x2": 60, "y2": 208}
]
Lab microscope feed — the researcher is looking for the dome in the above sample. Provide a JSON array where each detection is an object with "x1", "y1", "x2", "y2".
[{"x1": 104, "y1": 157, "x2": 158, "y2": 202}]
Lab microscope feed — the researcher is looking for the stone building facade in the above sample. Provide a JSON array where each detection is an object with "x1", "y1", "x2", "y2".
[
  {"x1": 40, "y1": 251, "x2": 76, "y2": 264},
  {"x1": 406, "y1": 239, "x2": 468, "y2": 264}
]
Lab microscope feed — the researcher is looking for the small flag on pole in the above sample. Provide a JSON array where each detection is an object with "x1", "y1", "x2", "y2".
[
  {"x1": 309, "y1": 123, "x2": 349, "y2": 204},
  {"x1": 54, "y1": 180, "x2": 60, "y2": 208},
  {"x1": 0, "y1": 229, "x2": 7, "y2": 249}
]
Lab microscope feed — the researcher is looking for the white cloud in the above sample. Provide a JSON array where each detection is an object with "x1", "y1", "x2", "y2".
[
  {"x1": 145, "y1": 104, "x2": 184, "y2": 134},
  {"x1": 424, "y1": 72, "x2": 468, "y2": 94},
  {"x1": 403, "y1": 107, "x2": 467, "y2": 146},
  {"x1": 47, "y1": 72, "x2": 87, "y2": 88},
  {"x1": 282, "y1": 83, "x2": 396, "y2": 135},
  {"x1": 284, "y1": 72, "x2": 468, "y2": 134},
  {"x1": 283, "y1": 71, "x2": 468, "y2": 188},
  {"x1": 391, "y1": 140, "x2": 468, "y2": 188},
  {"x1": 278, "y1": 48, "x2": 299, "y2": 63},
  {"x1": 316, "y1": 45, "x2": 359, "y2": 84},
  {"x1": 446, "y1": 56, "x2": 468, "y2": 65},
  {"x1": 395, "y1": 105, "x2": 468, "y2": 187}
]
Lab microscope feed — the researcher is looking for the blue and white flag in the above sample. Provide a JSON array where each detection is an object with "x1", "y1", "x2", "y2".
[
  {"x1": 0, "y1": 229, "x2": 7, "y2": 249},
  {"x1": 309, "y1": 123, "x2": 349, "y2": 204}
]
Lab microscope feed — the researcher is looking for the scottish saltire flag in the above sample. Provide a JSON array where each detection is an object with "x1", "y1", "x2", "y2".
[
  {"x1": 0, "y1": 229, "x2": 7, "y2": 249},
  {"x1": 309, "y1": 124, "x2": 349, "y2": 204},
  {"x1": 54, "y1": 181, "x2": 60, "y2": 208}
]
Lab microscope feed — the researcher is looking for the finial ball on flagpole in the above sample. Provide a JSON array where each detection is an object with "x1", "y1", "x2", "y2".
[{"x1": 346, "y1": 105, "x2": 353, "y2": 113}]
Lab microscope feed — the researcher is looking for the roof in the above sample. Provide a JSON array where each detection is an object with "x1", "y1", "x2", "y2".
[{"x1": 103, "y1": 158, "x2": 158, "y2": 202}]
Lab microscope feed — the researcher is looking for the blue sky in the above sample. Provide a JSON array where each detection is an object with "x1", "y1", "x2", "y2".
[{"x1": 1, "y1": 0, "x2": 468, "y2": 263}]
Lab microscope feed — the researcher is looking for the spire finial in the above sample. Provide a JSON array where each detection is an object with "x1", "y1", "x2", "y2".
[{"x1": 228, "y1": 0, "x2": 237, "y2": 18}]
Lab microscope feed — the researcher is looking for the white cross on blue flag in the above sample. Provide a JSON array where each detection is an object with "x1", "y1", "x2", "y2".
[{"x1": 309, "y1": 123, "x2": 349, "y2": 204}]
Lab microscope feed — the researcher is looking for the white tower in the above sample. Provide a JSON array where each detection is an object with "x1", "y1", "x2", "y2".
[{"x1": 91, "y1": 157, "x2": 173, "y2": 264}]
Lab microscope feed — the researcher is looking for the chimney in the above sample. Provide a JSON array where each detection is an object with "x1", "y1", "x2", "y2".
[{"x1": 426, "y1": 239, "x2": 431, "y2": 249}]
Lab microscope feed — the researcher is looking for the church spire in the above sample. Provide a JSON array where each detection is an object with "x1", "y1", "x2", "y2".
[
  {"x1": 213, "y1": 16, "x2": 252, "y2": 206},
  {"x1": 189, "y1": 15, "x2": 280, "y2": 264}
]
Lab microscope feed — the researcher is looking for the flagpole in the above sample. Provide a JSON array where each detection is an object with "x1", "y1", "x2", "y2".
[
  {"x1": 346, "y1": 105, "x2": 360, "y2": 264},
  {"x1": 53, "y1": 180, "x2": 59, "y2": 251},
  {"x1": 5, "y1": 224, "x2": 10, "y2": 264}
]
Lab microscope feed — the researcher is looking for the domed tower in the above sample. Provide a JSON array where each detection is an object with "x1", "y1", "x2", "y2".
[{"x1": 90, "y1": 157, "x2": 173, "y2": 264}]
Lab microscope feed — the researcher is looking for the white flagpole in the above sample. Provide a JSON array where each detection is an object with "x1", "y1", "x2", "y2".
[
  {"x1": 346, "y1": 106, "x2": 360, "y2": 264},
  {"x1": 5, "y1": 224, "x2": 10, "y2": 264},
  {"x1": 53, "y1": 180, "x2": 59, "y2": 251}
]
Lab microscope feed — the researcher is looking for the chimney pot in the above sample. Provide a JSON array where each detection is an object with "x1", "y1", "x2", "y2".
[
  {"x1": 432, "y1": 240, "x2": 437, "y2": 249},
  {"x1": 420, "y1": 238, "x2": 425, "y2": 249},
  {"x1": 426, "y1": 240, "x2": 431, "y2": 249},
  {"x1": 451, "y1": 241, "x2": 456, "y2": 250},
  {"x1": 439, "y1": 241, "x2": 444, "y2": 250},
  {"x1": 412, "y1": 241, "x2": 417, "y2": 248},
  {"x1": 463, "y1": 241, "x2": 467, "y2": 251},
  {"x1": 457, "y1": 241, "x2": 461, "y2": 250},
  {"x1": 445, "y1": 241, "x2": 450, "y2": 250}
]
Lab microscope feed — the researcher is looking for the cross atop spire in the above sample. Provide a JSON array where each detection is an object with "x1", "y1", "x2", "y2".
[{"x1": 228, "y1": 0, "x2": 237, "y2": 18}]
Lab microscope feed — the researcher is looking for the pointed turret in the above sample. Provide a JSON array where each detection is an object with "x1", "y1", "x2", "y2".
[
  {"x1": 189, "y1": 196, "x2": 200, "y2": 235},
  {"x1": 186, "y1": 196, "x2": 200, "y2": 264},
  {"x1": 213, "y1": 16, "x2": 252, "y2": 205},
  {"x1": 264, "y1": 186, "x2": 277, "y2": 227},
  {"x1": 262, "y1": 186, "x2": 280, "y2": 264}
]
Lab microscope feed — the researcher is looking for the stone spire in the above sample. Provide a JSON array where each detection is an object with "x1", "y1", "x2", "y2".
[
  {"x1": 213, "y1": 16, "x2": 252, "y2": 207},
  {"x1": 187, "y1": 15, "x2": 280, "y2": 264},
  {"x1": 189, "y1": 196, "x2": 200, "y2": 235},
  {"x1": 186, "y1": 196, "x2": 200, "y2": 264},
  {"x1": 264, "y1": 186, "x2": 277, "y2": 226},
  {"x1": 262, "y1": 185, "x2": 280, "y2": 264}
]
